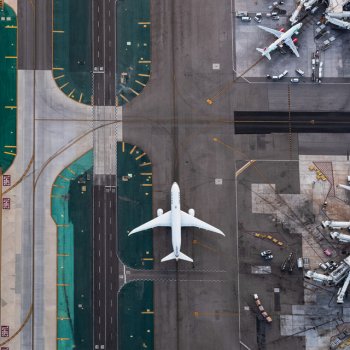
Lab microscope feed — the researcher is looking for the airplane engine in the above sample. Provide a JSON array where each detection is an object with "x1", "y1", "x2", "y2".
[
  {"x1": 157, "y1": 209, "x2": 164, "y2": 217},
  {"x1": 293, "y1": 38, "x2": 298, "y2": 43},
  {"x1": 188, "y1": 209, "x2": 195, "y2": 216}
]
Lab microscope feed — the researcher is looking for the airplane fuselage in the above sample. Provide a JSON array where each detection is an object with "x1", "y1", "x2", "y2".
[
  {"x1": 266, "y1": 25, "x2": 300, "y2": 53},
  {"x1": 171, "y1": 182, "x2": 182, "y2": 259}
]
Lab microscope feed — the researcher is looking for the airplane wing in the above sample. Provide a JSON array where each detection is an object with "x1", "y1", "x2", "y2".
[
  {"x1": 129, "y1": 211, "x2": 171, "y2": 235},
  {"x1": 180, "y1": 211, "x2": 225, "y2": 236},
  {"x1": 258, "y1": 25, "x2": 283, "y2": 38},
  {"x1": 284, "y1": 38, "x2": 299, "y2": 57}
]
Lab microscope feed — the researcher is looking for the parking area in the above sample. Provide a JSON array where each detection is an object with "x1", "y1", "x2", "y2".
[
  {"x1": 237, "y1": 160, "x2": 305, "y2": 349},
  {"x1": 234, "y1": 0, "x2": 350, "y2": 79},
  {"x1": 236, "y1": 157, "x2": 350, "y2": 349}
]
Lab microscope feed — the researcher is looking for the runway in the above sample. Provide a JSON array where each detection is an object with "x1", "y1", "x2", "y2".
[
  {"x1": 93, "y1": 177, "x2": 118, "y2": 350},
  {"x1": 92, "y1": 0, "x2": 116, "y2": 106}
]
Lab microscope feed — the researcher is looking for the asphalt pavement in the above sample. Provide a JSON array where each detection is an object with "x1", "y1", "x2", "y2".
[
  {"x1": 93, "y1": 0, "x2": 116, "y2": 106},
  {"x1": 93, "y1": 177, "x2": 118, "y2": 350}
]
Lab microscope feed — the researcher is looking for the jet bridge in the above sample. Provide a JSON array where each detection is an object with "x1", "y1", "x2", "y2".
[{"x1": 337, "y1": 271, "x2": 350, "y2": 303}]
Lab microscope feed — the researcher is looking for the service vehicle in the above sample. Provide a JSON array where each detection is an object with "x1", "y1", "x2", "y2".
[
  {"x1": 261, "y1": 250, "x2": 272, "y2": 257},
  {"x1": 319, "y1": 262, "x2": 327, "y2": 271},
  {"x1": 296, "y1": 68, "x2": 305, "y2": 76},
  {"x1": 324, "y1": 248, "x2": 332, "y2": 257},
  {"x1": 290, "y1": 78, "x2": 299, "y2": 83}
]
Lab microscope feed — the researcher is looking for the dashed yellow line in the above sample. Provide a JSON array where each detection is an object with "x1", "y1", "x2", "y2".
[
  {"x1": 57, "y1": 284, "x2": 70, "y2": 287},
  {"x1": 79, "y1": 93, "x2": 83, "y2": 103},
  {"x1": 57, "y1": 224, "x2": 69, "y2": 227},
  {"x1": 5, "y1": 25, "x2": 17, "y2": 29},
  {"x1": 119, "y1": 94, "x2": 129, "y2": 103},
  {"x1": 235, "y1": 160, "x2": 256, "y2": 178},
  {"x1": 53, "y1": 30, "x2": 64, "y2": 33},
  {"x1": 67, "y1": 167, "x2": 76, "y2": 175},
  {"x1": 142, "y1": 258, "x2": 154, "y2": 261},
  {"x1": 138, "y1": 22, "x2": 151, "y2": 25},
  {"x1": 141, "y1": 184, "x2": 152, "y2": 187},
  {"x1": 129, "y1": 88, "x2": 139, "y2": 96},
  {"x1": 135, "y1": 80, "x2": 146, "y2": 87},
  {"x1": 5, "y1": 106, "x2": 16, "y2": 109},
  {"x1": 53, "y1": 67, "x2": 64, "y2": 70},
  {"x1": 57, "y1": 254, "x2": 70, "y2": 256},
  {"x1": 3, "y1": 151, "x2": 16, "y2": 156},
  {"x1": 59, "y1": 82, "x2": 69, "y2": 90},
  {"x1": 54, "y1": 74, "x2": 65, "y2": 80},
  {"x1": 141, "y1": 310, "x2": 154, "y2": 314},
  {"x1": 58, "y1": 174, "x2": 70, "y2": 181},
  {"x1": 53, "y1": 184, "x2": 65, "y2": 189},
  {"x1": 122, "y1": 142, "x2": 125, "y2": 152},
  {"x1": 138, "y1": 73, "x2": 150, "y2": 77},
  {"x1": 135, "y1": 152, "x2": 146, "y2": 160},
  {"x1": 139, "y1": 162, "x2": 152, "y2": 167},
  {"x1": 140, "y1": 173, "x2": 152, "y2": 176},
  {"x1": 4, "y1": 145, "x2": 16, "y2": 148},
  {"x1": 57, "y1": 317, "x2": 70, "y2": 320},
  {"x1": 129, "y1": 145, "x2": 137, "y2": 155},
  {"x1": 68, "y1": 89, "x2": 75, "y2": 98},
  {"x1": 5, "y1": 56, "x2": 17, "y2": 59},
  {"x1": 57, "y1": 338, "x2": 71, "y2": 341},
  {"x1": 138, "y1": 60, "x2": 151, "y2": 64}
]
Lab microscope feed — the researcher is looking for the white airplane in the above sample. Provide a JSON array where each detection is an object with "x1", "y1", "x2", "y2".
[
  {"x1": 128, "y1": 182, "x2": 225, "y2": 262},
  {"x1": 256, "y1": 22, "x2": 302, "y2": 60}
]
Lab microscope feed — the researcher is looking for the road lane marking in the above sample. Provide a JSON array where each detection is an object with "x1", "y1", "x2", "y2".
[
  {"x1": 54, "y1": 74, "x2": 64, "y2": 80},
  {"x1": 66, "y1": 167, "x2": 76, "y2": 175},
  {"x1": 129, "y1": 145, "x2": 137, "y2": 154},
  {"x1": 129, "y1": 88, "x2": 139, "y2": 96},
  {"x1": 235, "y1": 160, "x2": 256, "y2": 178},
  {"x1": 135, "y1": 80, "x2": 146, "y2": 87},
  {"x1": 119, "y1": 94, "x2": 129, "y2": 102},
  {"x1": 141, "y1": 310, "x2": 154, "y2": 314},
  {"x1": 68, "y1": 89, "x2": 75, "y2": 98},
  {"x1": 59, "y1": 82, "x2": 69, "y2": 90},
  {"x1": 3, "y1": 151, "x2": 16, "y2": 156},
  {"x1": 135, "y1": 152, "x2": 146, "y2": 160},
  {"x1": 139, "y1": 162, "x2": 152, "y2": 167}
]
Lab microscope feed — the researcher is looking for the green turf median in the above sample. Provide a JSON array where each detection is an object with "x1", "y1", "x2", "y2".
[
  {"x1": 52, "y1": 0, "x2": 92, "y2": 104},
  {"x1": 52, "y1": 150, "x2": 93, "y2": 349},
  {"x1": 116, "y1": 0, "x2": 151, "y2": 105},
  {"x1": 118, "y1": 281, "x2": 154, "y2": 349},
  {"x1": 0, "y1": 5, "x2": 17, "y2": 172},
  {"x1": 117, "y1": 142, "x2": 153, "y2": 269}
]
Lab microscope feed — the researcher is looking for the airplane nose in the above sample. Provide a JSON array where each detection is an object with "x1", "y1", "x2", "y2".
[{"x1": 172, "y1": 182, "x2": 179, "y2": 190}]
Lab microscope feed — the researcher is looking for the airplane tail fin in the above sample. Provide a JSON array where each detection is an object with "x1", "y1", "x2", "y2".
[
  {"x1": 256, "y1": 48, "x2": 271, "y2": 60},
  {"x1": 161, "y1": 252, "x2": 193, "y2": 263}
]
